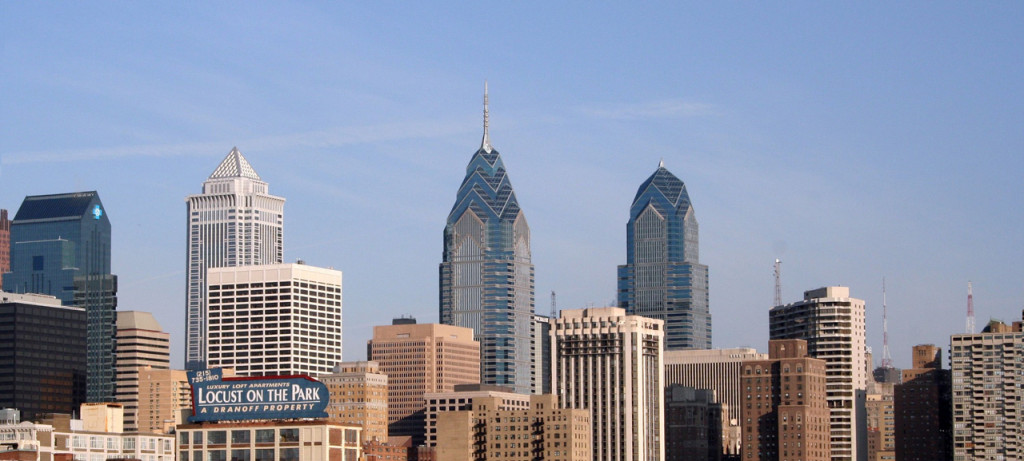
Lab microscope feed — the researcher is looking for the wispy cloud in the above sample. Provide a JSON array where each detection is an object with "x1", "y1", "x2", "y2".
[
  {"x1": 1, "y1": 119, "x2": 471, "y2": 166},
  {"x1": 578, "y1": 99, "x2": 717, "y2": 120}
]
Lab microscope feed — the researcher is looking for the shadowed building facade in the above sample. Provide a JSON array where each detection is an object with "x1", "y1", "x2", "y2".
[
  {"x1": 439, "y1": 87, "x2": 534, "y2": 394},
  {"x1": 618, "y1": 162, "x2": 710, "y2": 350},
  {"x1": 185, "y1": 148, "x2": 284, "y2": 370}
]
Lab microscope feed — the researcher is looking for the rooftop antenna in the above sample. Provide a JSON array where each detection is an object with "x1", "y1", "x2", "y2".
[
  {"x1": 966, "y1": 281, "x2": 975, "y2": 334},
  {"x1": 881, "y1": 277, "x2": 894, "y2": 369},
  {"x1": 773, "y1": 259, "x2": 782, "y2": 307},
  {"x1": 550, "y1": 291, "x2": 557, "y2": 319}
]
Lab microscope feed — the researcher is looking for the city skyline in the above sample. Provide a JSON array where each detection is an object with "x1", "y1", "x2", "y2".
[{"x1": 3, "y1": 3, "x2": 1023, "y2": 370}]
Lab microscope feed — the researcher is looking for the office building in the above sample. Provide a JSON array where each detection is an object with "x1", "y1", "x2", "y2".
[
  {"x1": 206, "y1": 263, "x2": 342, "y2": 377},
  {"x1": 950, "y1": 318, "x2": 1024, "y2": 461},
  {"x1": 439, "y1": 87, "x2": 535, "y2": 394},
  {"x1": 865, "y1": 383, "x2": 895, "y2": 461},
  {"x1": 741, "y1": 339, "x2": 831, "y2": 461},
  {"x1": 0, "y1": 209, "x2": 9, "y2": 291},
  {"x1": 367, "y1": 320, "x2": 480, "y2": 445},
  {"x1": 770, "y1": 286, "x2": 867, "y2": 461},
  {"x1": 617, "y1": 161, "x2": 710, "y2": 350},
  {"x1": 434, "y1": 393, "x2": 591, "y2": 460},
  {"x1": 136, "y1": 367, "x2": 194, "y2": 434},
  {"x1": 0, "y1": 404, "x2": 175, "y2": 461},
  {"x1": 115, "y1": 311, "x2": 171, "y2": 432},
  {"x1": 665, "y1": 386, "x2": 722, "y2": 461},
  {"x1": 320, "y1": 361, "x2": 389, "y2": 443},
  {"x1": 3, "y1": 191, "x2": 116, "y2": 403},
  {"x1": 893, "y1": 344, "x2": 950, "y2": 461},
  {"x1": 664, "y1": 347, "x2": 768, "y2": 457},
  {"x1": 176, "y1": 421, "x2": 362, "y2": 461},
  {"x1": 553, "y1": 307, "x2": 665, "y2": 461},
  {"x1": 185, "y1": 148, "x2": 285, "y2": 370},
  {"x1": 533, "y1": 314, "x2": 552, "y2": 394},
  {"x1": 0, "y1": 292, "x2": 86, "y2": 421},
  {"x1": 424, "y1": 384, "x2": 530, "y2": 448}
]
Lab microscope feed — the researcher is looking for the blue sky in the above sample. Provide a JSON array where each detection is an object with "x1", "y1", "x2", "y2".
[{"x1": 3, "y1": 3, "x2": 1022, "y2": 369}]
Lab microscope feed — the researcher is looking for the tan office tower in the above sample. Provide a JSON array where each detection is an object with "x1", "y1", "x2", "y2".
[
  {"x1": 367, "y1": 319, "x2": 480, "y2": 445},
  {"x1": 894, "y1": 344, "x2": 951, "y2": 461},
  {"x1": 950, "y1": 317, "x2": 1024, "y2": 460},
  {"x1": 115, "y1": 311, "x2": 171, "y2": 432},
  {"x1": 424, "y1": 384, "x2": 531, "y2": 447},
  {"x1": 770, "y1": 286, "x2": 867, "y2": 461},
  {"x1": 320, "y1": 361, "x2": 389, "y2": 444},
  {"x1": 206, "y1": 262, "x2": 342, "y2": 377},
  {"x1": 553, "y1": 307, "x2": 665, "y2": 461},
  {"x1": 136, "y1": 367, "x2": 193, "y2": 434},
  {"x1": 741, "y1": 339, "x2": 831, "y2": 461},
  {"x1": 435, "y1": 393, "x2": 591, "y2": 460},
  {"x1": 864, "y1": 384, "x2": 895, "y2": 461},
  {"x1": 664, "y1": 347, "x2": 767, "y2": 457}
]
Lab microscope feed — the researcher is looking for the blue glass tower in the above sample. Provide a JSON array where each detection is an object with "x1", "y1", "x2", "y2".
[
  {"x1": 618, "y1": 162, "x2": 710, "y2": 349},
  {"x1": 2, "y1": 191, "x2": 117, "y2": 402},
  {"x1": 440, "y1": 87, "x2": 535, "y2": 394}
]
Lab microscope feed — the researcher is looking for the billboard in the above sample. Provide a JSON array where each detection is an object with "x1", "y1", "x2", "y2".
[{"x1": 187, "y1": 368, "x2": 329, "y2": 422}]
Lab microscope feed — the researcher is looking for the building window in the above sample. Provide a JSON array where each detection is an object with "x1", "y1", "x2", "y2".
[
  {"x1": 280, "y1": 448, "x2": 299, "y2": 461},
  {"x1": 255, "y1": 430, "x2": 274, "y2": 444},
  {"x1": 232, "y1": 431, "x2": 251, "y2": 444},
  {"x1": 207, "y1": 450, "x2": 227, "y2": 461},
  {"x1": 230, "y1": 449, "x2": 250, "y2": 461},
  {"x1": 254, "y1": 449, "x2": 274, "y2": 461},
  {"x1": 209, "y1": 431, "x2": 227, "y2": 444},
  {"x1": 279, "y1": 429, "x2": 299, "y2": 442}
]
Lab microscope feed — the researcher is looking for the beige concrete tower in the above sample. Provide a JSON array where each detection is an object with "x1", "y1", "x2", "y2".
[
  {"x1": 553, "y1": 307, "x2": 665, "y2": 461},
  {"x1": 367, "y1": 319, "x2": 480, "y2": 445},
  {"x1": 115, "y1": 310, "x2": 170, "y2": 432},
  {"x1": 320, "y1": 361, "x2": 389, "y2": 444}
]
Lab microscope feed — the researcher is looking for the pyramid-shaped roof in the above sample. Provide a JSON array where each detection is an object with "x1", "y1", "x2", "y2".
[
  {"x1": 209, "y1": 147, "x2": 261, "y2": 180},
  {"x1": 633, "y1": 162, "x2": 690, "y2": 209}
]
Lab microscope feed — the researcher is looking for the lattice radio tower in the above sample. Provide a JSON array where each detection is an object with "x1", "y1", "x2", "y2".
[
  {"x1": 966, "y1": 281, "x2": 975, "y2": 334},
  {"x1": 881, "y1": 277, "x2": 894, "y2": 369},
  {"x1": 550, "y1": 290, "x2": 557, "y2": 319},
  {"x1": 773, "y1": 259, "x2": 782, "y2": 307}
]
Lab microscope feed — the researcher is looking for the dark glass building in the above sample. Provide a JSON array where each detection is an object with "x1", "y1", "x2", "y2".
[
  {"x1": 439, "y1": 88, "x2": 535, "y2": 394},
  {"x1": 0, "y1": 209, "x2": 9, "y2": 291},
  {"x1": 0, "y1": 292, "x2": 87, "y2": 421},
  {"x1": 618, "y1": 162, "x2": 711, "y2": 349},
  {"x1": 2, "y1": 191, "x2": 116, "y2": 403}
]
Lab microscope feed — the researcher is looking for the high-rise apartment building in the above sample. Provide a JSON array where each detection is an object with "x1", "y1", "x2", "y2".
[
  {"x1": 423, "y1": 384, "x2": 530, "y2": 448},
  {"x1": 321, "y1": 361, "x2": 389, "y2": 444},
  {"x1": 439, "y1": 88, "x2": 535, "y2": 394},
  {"x1": 136, "y1": 367, "x2": 193, "y2": 434},
  {"x1": 185, "y1": 148, "x2": 285, "y2": 370},
  {"x1": 950, "y1": 319, "x2": 1024, "y2": 460},
  {"x1": 741, "y1": 339, "x2": 831, "y2": 461},
  {"x1": 865, "y1": 383, "x2": 895, "y2": 461},
  {"x1": 3, "y1": 191, "x2": 116, "y2": 403},
  {"x1": 367, "y1": 319, "x2": 480, "y2": 445},
  {"x1": 770, "y1": 286, "x2": 867, "y2": 461},
  {"x1": 115, "y1": 311, "x2": 171, "y2": 432},
  {"x1": 618, "y1": 162, "x2": 710, "y2": 350},
  {"x1": 0, "y1": 209, "x2": 9, "y2": 291},
  {"x1": 664, "y1": 347, "x2": 768, "y2": 458},
  {"x1": 553, "y1": 307, "x2": 665, "y2": 461},
  {"x1": 893, "y1": 344, "x2": 951, "y2": 461},
  {"x1": 0, "y1": 292, "x2": 86, "y2": 421},
  {"x1": 206, "y1": 263, "x2": 342, "y2": 377},
  {"x1": 435, "y1": 394, "x2": 591, "y2": 461}
]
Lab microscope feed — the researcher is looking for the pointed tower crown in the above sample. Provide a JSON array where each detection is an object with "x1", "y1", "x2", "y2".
[
  {"x1": 209, "y1": 147, "x2": 262, "y2": 181},
  {"x1": 481, "y1": 81, "x2": 492, "y2": 153}
]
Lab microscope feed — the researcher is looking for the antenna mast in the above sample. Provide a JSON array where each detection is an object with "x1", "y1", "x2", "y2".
[
  {"x1": 773, "y1": 259, "x2": 782, "y2": 307},
  {"x1": 966, "y1": 281, "x2": 975, "y2": 334},
  {"x1": 550, "y1": 290, "x2": 557, "y2": 319},
  {"x1": 881, "y1": 277, "x2": 894, "y2": 369}
]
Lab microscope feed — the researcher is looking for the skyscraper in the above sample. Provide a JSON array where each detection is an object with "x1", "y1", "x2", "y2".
[
  {"x1": 115, "y1": 311, "x2": 171, "y2": 432},
  {"x1": 554, "y1": 307, "x2": 665, "y2": 461},
  {"x1": 894, "y1": 345, "x2": 951, "y2": 461},
  {"x1": 439, "y1": 86, "x2": 535, "y2": 394},
  {"x1": 770, "y1": 286, "x2": 867, "y2": 461},
  {"x1": 206, "y1": 262, "x2": 342, "y2": 376},
  {"x1": 185, "y1": 148, "x2": 285, "y2": 370},
  {"x1": 618, "y1": 162, "x2": 710, "y2": 350},
  {"x1": 3, "y1": 191, "x2": 117, "y2": 402},
  {"x1": 0, "y1": 209, "x2": 9, "y2": 291}
]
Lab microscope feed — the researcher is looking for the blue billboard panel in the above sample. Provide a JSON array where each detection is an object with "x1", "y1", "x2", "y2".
[{"x1": 187, "y1": 368, "x2": 329, "y2": 422}]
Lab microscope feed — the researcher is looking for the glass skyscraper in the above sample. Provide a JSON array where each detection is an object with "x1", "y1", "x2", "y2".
[
  {"x1": 185, "y1": 148, "x2": 284, "y2": 370},
  {"x1": 440, "y1": 88, "x2": 535, "y2": 394},
  {"x1": 2, "y1": 191, "x2": 117, "y2": 402},
  {"x1": 618, "y1": 162, "x2": 711, "y2": 350}
]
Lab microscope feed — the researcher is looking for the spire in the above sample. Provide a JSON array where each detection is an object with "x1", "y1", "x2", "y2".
[
  {"x1": 209, "y1": 147, "x2": 261, "y2": 181},
  {"x1": 481, "y1": 81, "x2": 492, "y2": 153},
  {"x1": 659, "y1": 158, "x2": 665, "y2": 168}
]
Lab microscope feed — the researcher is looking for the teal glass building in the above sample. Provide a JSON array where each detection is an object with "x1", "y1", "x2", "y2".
[
  {"x1": 2, "y1": 191, "x2": 117, "y2": 402},
  {"x1": 618, "y1": 163, "x2": 711, "y2": 349},
  {"x1": 440, "y1": 89, "x2": 535, "y2": 394}
]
